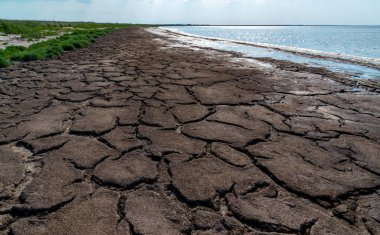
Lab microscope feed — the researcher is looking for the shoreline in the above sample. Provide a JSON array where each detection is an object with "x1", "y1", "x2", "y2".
[
  {"x1": 149, "y1": 27, "x2": 380, "y2": 90},
  {"x1": 0, "y1": 28, "x2": 379, "y2": 234},
  {"x1": 158, "y1": 27, "x2": 380, "y2": 72}
]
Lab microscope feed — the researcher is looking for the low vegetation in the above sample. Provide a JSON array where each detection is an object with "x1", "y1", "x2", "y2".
[
  {"x1": 0, "y1": 20, "x2": 139, "y2": 68},
  {"x1": 0, "y1": 19, "x2": 134, "y2": 39}
]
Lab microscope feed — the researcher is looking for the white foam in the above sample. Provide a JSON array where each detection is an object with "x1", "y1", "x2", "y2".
[
  {"x1": 148, "y1": 27, "x2": 275, "y2": 71},
  {"x1": 148, "y1": 27, "x2": 227, "y2": 50}
]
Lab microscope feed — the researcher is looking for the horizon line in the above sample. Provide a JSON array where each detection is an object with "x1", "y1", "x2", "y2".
[
  {"x1": 160, "y1": 24, "x2": 380, "y2": 26},
  {"x1": 1, "y1": 18, "x2": 380, "y2": 26}
]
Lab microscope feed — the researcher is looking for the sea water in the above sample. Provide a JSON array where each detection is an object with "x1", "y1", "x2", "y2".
[{"x1": 162, "y1": 26, "x2": 380, "y2": 79}]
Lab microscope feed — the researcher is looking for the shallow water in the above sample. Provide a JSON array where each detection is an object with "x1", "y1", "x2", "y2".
[{"x1": 162, "y1": 26, "x2": 380, "y2": 79}]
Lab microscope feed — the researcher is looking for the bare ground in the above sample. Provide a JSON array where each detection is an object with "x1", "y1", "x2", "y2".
[{"x1": 0, "y1": 28, "x2": 379, "y2": 235}]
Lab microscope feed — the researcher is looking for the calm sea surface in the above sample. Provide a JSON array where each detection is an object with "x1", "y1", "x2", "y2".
[{"x1": 163, "y1": 26, "x2": 380, "y2": 79}]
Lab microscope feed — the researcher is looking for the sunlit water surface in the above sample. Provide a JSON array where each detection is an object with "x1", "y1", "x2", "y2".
[{"x1": 162, "y1": 26, "x2": 380, "y2": 79}]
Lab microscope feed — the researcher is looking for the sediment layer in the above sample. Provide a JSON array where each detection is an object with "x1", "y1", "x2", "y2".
[{"x1": 0, "y1": 28, "x2": 379, "y2": 235}]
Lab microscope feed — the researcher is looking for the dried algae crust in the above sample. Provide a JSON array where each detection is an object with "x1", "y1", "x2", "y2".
[{"x1": 0, "y1": 28, "x2": 379, "y2": 235}]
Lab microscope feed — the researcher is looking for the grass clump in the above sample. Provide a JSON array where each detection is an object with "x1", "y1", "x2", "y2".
[
  {"x1": 61, "y1": 43, "x2": 76, "y2": 51},
  {"x1": 0, "y1": 57, "x2": 10, "y2": 68},
  {"x1": 11, "y1": 50, "x2": 45, "y2": 62}
]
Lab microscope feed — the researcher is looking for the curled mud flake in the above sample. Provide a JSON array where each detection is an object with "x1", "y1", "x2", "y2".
[
  {"x1": 170, "y1": 156, "x2": 271, "y2": 208},
  {"x1": 0, "y1": 145, "x2": 34, "y2": 201},
  {"x1": 10, "y1": 189, "x2": 125, "y2": 235},
  {"x1": 138, "y1": 125, "x2": 206, "y2": 158},
  {"x1": 248, "y1": 134, "x2": 380, "y2": 200},
  {"x1": 92, "y1": 151, "x2": 158, "y2": 189},
  {"x1": 124, "y1": 188, "x2": 191, "y2": 235}
]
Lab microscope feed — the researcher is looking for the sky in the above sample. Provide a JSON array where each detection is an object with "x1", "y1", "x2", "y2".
[{"x1": 0, "y1": 0, "x2": 380, "y2": 25}]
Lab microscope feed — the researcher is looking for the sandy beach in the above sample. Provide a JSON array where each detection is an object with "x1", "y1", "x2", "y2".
[{"x1": 0, "y1": 28, "x2": 379, "y2": 234}]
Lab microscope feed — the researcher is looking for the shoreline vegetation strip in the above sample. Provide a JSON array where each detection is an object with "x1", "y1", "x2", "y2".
[{"x1": 0, "y1": 20, "x2": 143, "y2": 68}]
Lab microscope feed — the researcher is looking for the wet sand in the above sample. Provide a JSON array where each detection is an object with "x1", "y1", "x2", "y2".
[{"x1": 0, "y1": 28, "x2": 379, "y2": 234}]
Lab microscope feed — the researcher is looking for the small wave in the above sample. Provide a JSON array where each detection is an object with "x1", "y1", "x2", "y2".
[{"x1": 160, "y1": 27, "x2": 380, "y2": 70}]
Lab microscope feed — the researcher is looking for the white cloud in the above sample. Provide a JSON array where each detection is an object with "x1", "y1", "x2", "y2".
[{"x1": 0, "y1": 0, "x2": 379, "y2": 25}]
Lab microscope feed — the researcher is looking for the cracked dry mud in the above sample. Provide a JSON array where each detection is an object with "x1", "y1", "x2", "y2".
[{"x1": 0, "y1": 28, "x2": 379, "y2": 235}]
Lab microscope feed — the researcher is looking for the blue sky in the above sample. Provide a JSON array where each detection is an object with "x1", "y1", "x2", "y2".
[{"x1": 0, "y1": 0, "x2": 379, "y2": 25}]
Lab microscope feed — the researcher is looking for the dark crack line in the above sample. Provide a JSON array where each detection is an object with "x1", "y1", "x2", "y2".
[
  {"x1": 90, "y1": 174, "x2": 158, "y2": 191},
  {"x1": 116, "y1": 194, "x2": 127, "y2": 224},
  {"x1": 2, "y1": 197, "x2": 74, "y2": 218}
]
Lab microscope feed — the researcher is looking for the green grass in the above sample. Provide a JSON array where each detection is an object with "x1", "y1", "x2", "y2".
[
  {"x1": 0, "y1": 56, "x2": 10, "y2": 67},
  {"x1": 0, "y1": 19, "x2": 135, "y2": 39},
  {"x1": 0, "y1": 20, "x2": 142, "y2": 68},
  {"x1": 0, "y1": 20, "x2": 62, "y2": 39},
  {"x1": 0, "y1": 29, "x2": 112, "y2": 66}
]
